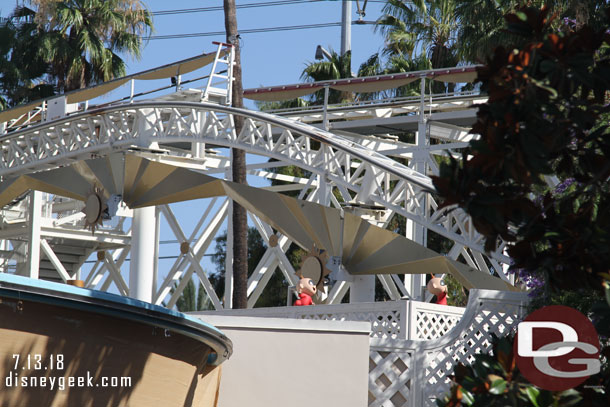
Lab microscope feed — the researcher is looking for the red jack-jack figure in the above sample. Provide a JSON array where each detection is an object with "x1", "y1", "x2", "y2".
[
  {"x1": 293, "y1": 277, "x2": 316, "y2": 306},
  {"x1": 427, "y1": 274, "x2": 448, "y2": 305}
]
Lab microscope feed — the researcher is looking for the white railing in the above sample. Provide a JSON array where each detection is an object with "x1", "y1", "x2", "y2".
[
  {"x1": 0, "y1": 43, "x2": 233, "y2": 136},
  {"x1": 265, "y1": 91, "x2": 483, "y2": 116},
  {"x1": 196, "y1": 298, "x2": 465, "y2": 340},
  {"x1": 369, "y1": 290, "x2": 529, "y2": 407},
  {"x1": 198, "y1": 289, "x2": 529, "y2": 407}
]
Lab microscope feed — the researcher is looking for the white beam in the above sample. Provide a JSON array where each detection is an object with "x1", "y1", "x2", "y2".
[
  {"x1": 26, "y1": 191, "x2": 42, "y2": 279},
  {"x1": 103, "y1": 252, "x2": 129, "y2": 295},
  {"x1": 40, "y1": 239, "x2": 71, "y2": 282},
  {"x1": 159, "y1": 204, "x2": 223, "y2": 310},
  {"x1": 129, "y1": 206, "x2": 156, "y2": 301}
]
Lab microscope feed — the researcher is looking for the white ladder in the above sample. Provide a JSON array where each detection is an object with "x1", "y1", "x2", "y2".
[{"x1": 202, "y1": 41, "x2": 235, "y2": 106}]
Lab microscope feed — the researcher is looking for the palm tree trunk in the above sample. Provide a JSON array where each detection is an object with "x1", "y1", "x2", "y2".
[{"x1": 223, "y1": 0, "x2": 248, "y2": 309}]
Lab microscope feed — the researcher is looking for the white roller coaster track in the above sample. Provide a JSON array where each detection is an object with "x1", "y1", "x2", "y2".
[{"x1": 0, "y1": 82, "x2": 510, "y2": 309}]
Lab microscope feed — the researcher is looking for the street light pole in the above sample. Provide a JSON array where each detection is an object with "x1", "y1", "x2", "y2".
[{"x1": 341, "y1": 0, "x2": 351, "y2": 56}]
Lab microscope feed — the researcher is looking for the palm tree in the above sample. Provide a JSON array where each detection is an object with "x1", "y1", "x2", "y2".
[
  {"x1": 301, "y1": 48, "x2": 353, "y2": 104},
  {"x1": 454, "y1": 0, "x2": 521, "y2": 63},
  {"x1": 368, "y1": 0, "x2": 460, "y2": 95},
  {"x1": 223, "y1": 0, "x2": 249, "y2": 310},
  {"x1": 29, "y1": 0, "x2": 153, "y2": 91},
  {"x1": 357, "y1": 51, "x2": 432, "y2": 100},
  {"x1": 377, "y1": 0, "x2": 459, "y2": 69}
]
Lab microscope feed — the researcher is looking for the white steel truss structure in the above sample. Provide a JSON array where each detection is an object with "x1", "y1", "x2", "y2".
[{"x1": 0, "y1": 56, "x2": 513, "y2": 309}]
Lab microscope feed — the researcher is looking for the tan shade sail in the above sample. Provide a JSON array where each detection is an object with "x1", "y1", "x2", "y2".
[
  {"x1": 0, "y1": 154, "x2": 225, "y2": 208},
  {"x1": 1, "y1": 51, "x2": 224, "y2": 124},
  {"x1": 330, "y1": 77, "x2": 418, "y2": 93},
  {"x1": 0, "y1": 101, "x2": 43, "y2": 125},
  {"x1": 196, "y1": 365, "x2": 223, "y2": 406},
  {"x1": 243, "y1": 77, "x2": 421, "y2": 101},
  {"x1": 432, "y1": 70, "x2": 478, "y2": 83},
  {"x1": 243, "y1": 65, "x2": 481, "y2": 101},
  {"x1": 134, "y1": 51, "x2": 223, "y2": 81},
  {"x1": 244, "y1": 86, "x2": 323, "y2": 102},
  {"x1": 66, "y1": 79, "x2": 130, "y2": 104},
  {"x1": 0, "y1": 152, "x2": 516, "y2": 291}
]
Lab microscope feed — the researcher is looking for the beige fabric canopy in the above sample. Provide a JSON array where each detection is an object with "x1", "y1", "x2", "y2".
[
  {"x1": 133, "y1": 51, "x2": 222, "y2": 81},
  {"x1": 0, "y1": 152, "x2": 517, "y2": 292},
  {"x1": 243, "y1": 66, "x2": 479, "y2": 102},
  {"x1": 242, "y1": 85, "x2": 324, "y2": 102},
  {"x1": 432, "y1": 70, "x2": 478, "y2": 83},
  {"x1": 66, "y1": 79, "x2": 130, "y2": 104},
  {"x1": 330, "y1": 77, "x2": 418, "y2": 94},
  {"x1": 0, "y1": 51, "x2": 224, "y2": 123},
  {"x1": 0, "y1": 101, "x2": 43, "y2": 125}
]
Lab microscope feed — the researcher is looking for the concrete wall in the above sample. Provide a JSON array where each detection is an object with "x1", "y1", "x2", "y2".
[{"x1": 190, "y1": 314, "x2": 371, "y2": 407}]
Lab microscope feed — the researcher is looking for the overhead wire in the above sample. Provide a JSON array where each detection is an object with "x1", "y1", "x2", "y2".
[
  {"x1": 153, "y1": 0, "x2": 313, "y2": 15},
  {"x1": 149, "y1": 21, "x2": 374, "y2": 40},
  {"x1": 150, "y1": 22, "x2": 341, "y2": 40},
  {"x1": 151, "y1": 0, "x2": 386, "y2": 16},
  {"x1": 146, "y1": 1, "x2": 381, "y2": 40}
]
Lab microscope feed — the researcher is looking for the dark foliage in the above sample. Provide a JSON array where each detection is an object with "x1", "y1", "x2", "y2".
[
  {"x1": 211, "y1": 227, "x2": 289, "y2": 307},
  {"x1": 434, "y1": 4, "x2": 610, "y2": 405},
  {"x1": 436, "y1": 334, "x2": 610, "y2": 406},
  {"x1": 432, "y1": 6, "x2": 610, "y2": 293},
  {"x1": 0, "y1": 7, "x2": 53, "y2": 108}
]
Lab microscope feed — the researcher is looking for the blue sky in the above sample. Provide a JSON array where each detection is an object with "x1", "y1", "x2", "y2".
[
  {"x1": 0, "y1": 1, "x2": 389, "y2": 106},
  {"x1": 0, "y1": 1, "x2": 392, "y2": 298},
  {"x1": 134, "y1": 0, "x2": 387, "y2": 93}
]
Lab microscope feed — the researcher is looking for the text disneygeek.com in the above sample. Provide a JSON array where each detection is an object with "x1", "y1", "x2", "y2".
[
  {"x1": 5, "y1": 354, "x2": 131, "y2": 391},
  {"x1": 5, "y1": 372, "x2": 132, "y2": 391}
]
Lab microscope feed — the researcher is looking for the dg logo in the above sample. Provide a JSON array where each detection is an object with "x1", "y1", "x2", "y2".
[{"x1": 514, "y1": 305, "x2": 601, "y2": 391}]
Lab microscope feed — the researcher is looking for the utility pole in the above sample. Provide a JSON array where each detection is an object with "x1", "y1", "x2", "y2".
[
  {"x1": 341, "y1": 0, "x2": 352, "y2": 56},
  {"x1": 223, "y1": 0, "x2": 248, "y2": 309}
]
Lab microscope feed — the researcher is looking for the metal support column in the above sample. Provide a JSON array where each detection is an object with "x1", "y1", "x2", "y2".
[
  {"x1": 351, "y1": 275, "x2": 375, "y2": 303},
  {"x1": 341, "y1": 0, "x2": 352, "y2": 56},
  {"x1": 25, "y1": 191, "x2": 42, "y2": 279},
  {"x1": 322, "y1": 85, "x2": 330, "y2": 131},
  {"x1": 129, "y1": 206, "x2": 156, "y2": 302},
  {"x1": 405, "y1": 77, "x2": 429, "y2": 300}
]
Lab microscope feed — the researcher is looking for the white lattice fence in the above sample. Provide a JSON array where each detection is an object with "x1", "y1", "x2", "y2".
[
  {"x1": 369, "y1": 348, "x2": 414, "y2": 407},
  {"x1": 420, "y1": 303, "x2": 522, "y2": 406},
  {"x1": 197, "y1": 299, "x2": 470, "y2": 340},
  {"x1": 297, "y1": 309, "x2": 404, "y2": 339},
  {"x1": 197, "y1": 300, "x2": 411, "y2": 339},
  {"x1": 369, "y1": 290, "x2": 529, "y2": 407},
  {"x1": 196, "y1": 290, "x2": 528, "y2": 407},
  {"x1": 410, "y1": 302, "x2": 465, "y2": 340}
]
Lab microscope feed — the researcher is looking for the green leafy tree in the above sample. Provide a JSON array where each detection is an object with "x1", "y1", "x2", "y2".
[
  {"x1": 0, "y1": 7, "x2": 53, "y2": 108},
  {"x1": 174, "y1": 279, "x2": 208, "y2": 312},
  {"x1": 359, "y1": 0, "x2": 458, "y2": 97},
  {"x1": 211, "y1": 227, "x2": 290, "y2": 307},
  {"x1": 454, "y1": 0, "x2": 523, "y2": 63},
  {"x1": 357, "y1": 52, "x2": 432, "y2": 99},
  {"x1": 29, "y1": 0, "x2": 153, "y2": 91},
  {"x1": 255, "y1": 97, "x2": 309, "y2": 112}
]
